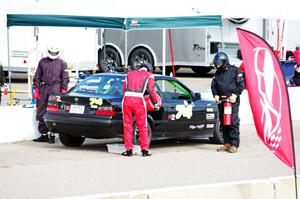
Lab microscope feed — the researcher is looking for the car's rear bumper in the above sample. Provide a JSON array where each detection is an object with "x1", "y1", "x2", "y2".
[{"x1": 44, "y1": 113, "x2": 123, "y2": 138}]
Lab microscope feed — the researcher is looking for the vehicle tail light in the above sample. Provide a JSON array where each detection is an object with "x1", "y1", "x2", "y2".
[
  {"x1": 47, "y1": 105, "x2": 60, "y2": 112},
  {"x1": 95, "y1": 107, "x2": 116, "y2": 116},
  {"x1": 65, "y1": 105, "x2": 70, "y2": 112}
]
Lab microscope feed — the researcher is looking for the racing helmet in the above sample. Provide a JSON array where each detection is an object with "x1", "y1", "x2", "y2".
[
  {"x1": 137, "y1": 62, "x2": 153, "y2": 73},
  {"x1": 47, "y1": 46, "x2": 60, "y2": 60},
  {"x1": 213, "y1": 52, "x2": 229, "y2": 70}
]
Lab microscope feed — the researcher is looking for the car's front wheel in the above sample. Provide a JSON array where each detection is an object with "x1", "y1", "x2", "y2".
[
  {"x1": 209, "y1": 119, "x2": 224, "y2": 144},
  {"x1": 132, "y1": 121, "x2": 152, "y2": 147},
  {"x1": 59, "y1": 133, "x2": 85, "y2": 147}
]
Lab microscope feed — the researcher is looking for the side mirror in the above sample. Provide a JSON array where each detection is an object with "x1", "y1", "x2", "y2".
[{"x1": 194, "y1": 92, "x2": 201, "y2": 101}]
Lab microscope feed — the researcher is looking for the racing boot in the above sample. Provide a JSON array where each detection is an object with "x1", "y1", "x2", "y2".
[
  {"x1": 216, "y1": 143, "x2": 231, "y2": 152},
  {"x1": 48, "y1": 132, "x2": 55, "y2": 144},
  {"x1": 141, "y1": 149, "x2": 151, "y2": 157},
  {"x1": 228, "y1": 146, "x2": 238, "y2": 153},
  {"x1": 122, "y1": 149, "x2": 133, "y2": 157},
  {"x1": 33, "y1": 134, "x2": 48, "y2": 142}
]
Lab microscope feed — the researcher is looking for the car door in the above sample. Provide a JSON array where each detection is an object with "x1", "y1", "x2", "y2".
[{"x1": 155, "y1": 79, "x2": 206, "y2": 136}]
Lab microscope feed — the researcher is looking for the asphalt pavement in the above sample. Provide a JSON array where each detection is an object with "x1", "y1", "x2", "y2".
[{"x1": 0, "y1": 121, "x2": 300, "y2": 199}]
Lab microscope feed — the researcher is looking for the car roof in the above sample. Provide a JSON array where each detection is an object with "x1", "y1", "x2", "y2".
[{"x1": 91, "y1": 73, "x2": 176, "y2": 80}]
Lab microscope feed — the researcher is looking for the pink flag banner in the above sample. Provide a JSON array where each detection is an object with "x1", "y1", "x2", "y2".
[{"x1": 237, "y1": 28, "x2": 295, "y2": 168}]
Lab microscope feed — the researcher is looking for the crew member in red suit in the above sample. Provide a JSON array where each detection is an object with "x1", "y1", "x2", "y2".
[
  {"x1": 122, "y1": 63, "x2": 159, "y2": 157},
  {"x1": 33, "y1": 46, "x2": 69, "y2": 144}
]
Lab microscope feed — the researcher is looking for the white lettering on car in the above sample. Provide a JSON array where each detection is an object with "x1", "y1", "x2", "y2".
[
  {"x1": 206, "y1": 113, "x2": 215, "y2": 120},
  {"x1": 56, "y1": 96, "x2": 61, "y2": 102},
  {"x1": 189, "y1": 124, "x2": 204, "y2": 130},
  {"x1": 168, "y1": 114, "x2": 176, "y2": 121},
  {"x1": 175, "y1": 100, "x2": 193, "y2": 119},
  {"x1": 206, "y1": 124, "x2": 214, "y2": 128}
]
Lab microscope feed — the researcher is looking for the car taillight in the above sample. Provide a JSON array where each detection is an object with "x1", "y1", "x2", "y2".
[
  {"x1": 47, "y1": 105, "x2": 60, "y2": 112},
  {"x1": 95, "y1": 107, "x2": 116, "y2": 116}
]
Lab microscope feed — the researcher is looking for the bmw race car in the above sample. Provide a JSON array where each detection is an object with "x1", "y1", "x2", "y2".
[{"x1": 44, "y1": 73, "x2": 223, "y2": 147}]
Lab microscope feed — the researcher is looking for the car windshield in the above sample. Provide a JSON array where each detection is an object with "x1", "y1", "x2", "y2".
[{"x1": 73, "y1": 75, "x2": 124, "y2": 96}]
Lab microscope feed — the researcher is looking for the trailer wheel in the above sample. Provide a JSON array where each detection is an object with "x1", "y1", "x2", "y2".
[
  {"x1": 98, "y1": 46, "x2": 121, "y2": 72},
  {"x1": 159, "y1": 66, "x2": 180, "y2": 76},
  {"x1": 191, "y1": 66, "x2": 212, "y2": 75},
  {"x1": 129, "y1": 48, "x2": 154, "y2": 68}
]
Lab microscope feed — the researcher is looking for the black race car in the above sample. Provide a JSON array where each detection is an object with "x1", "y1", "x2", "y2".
[{"x1": 44, "y1": 73, "x2": 223, "y2": 147}]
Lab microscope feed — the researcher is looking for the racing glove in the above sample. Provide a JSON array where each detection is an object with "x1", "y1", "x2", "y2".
[
  {"x1": 214, "y1": 95, "x2": 220, "y2": 103},
  {"x1": 229, "y1": 94, "x2": 237, "y2": 103},
  {"x1": 154, "y1": 103, "x2": 160, "y2": 111},
  {"x1": 60, "y1": 88, "x2": 67, "y2": 94}
]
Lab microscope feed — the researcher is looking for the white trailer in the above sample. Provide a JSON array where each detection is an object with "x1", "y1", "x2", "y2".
[
  {"x1": 97, "y1": 27, "x2": 217, "y2": 75},
  {"x1": 96, "y1": 18, "x2": 300, "y2": 75}
]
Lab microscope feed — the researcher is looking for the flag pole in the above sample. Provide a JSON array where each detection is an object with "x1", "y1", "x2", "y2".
[
  {"x1": 294, "y1": 168, "x2": 298, "y2": 199},
  {"x1": 284, "y1": 54, "x2": 297, "y2": 199},
  {"x1": 284, "y1": 50, "x2": 297, "y2": 199},
  {"x1": 290, "y1": 121, "x2": 298, "y2": 199}
]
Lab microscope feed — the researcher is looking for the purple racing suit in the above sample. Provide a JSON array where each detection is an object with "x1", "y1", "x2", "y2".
[{"x1": 33, "y1": 57, "x2": 69, "y2": 134}]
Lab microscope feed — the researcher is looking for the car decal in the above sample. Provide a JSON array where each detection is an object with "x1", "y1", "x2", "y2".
[
  {"x1": 56, "y1": 96, "x2": 61, "y2": 102},
  {"x1": 206, "y1": 124, "x2": 215, "y2": 128},
  {"x1": 189, "y1": 124, "x2": 204, "y2": 130},
  {"x1": 206, "y1": 113, "x2": 215, "y2": 120},
  {"x1": 175, "y1": 100, "x2": 193, "y2": 119},
  {"x1": 168, "y1": 114, "x2": 176, "y2": 121},
  {"x1": 89, "y1": 98, "x2": 103, "y2": 106},
  {"x1": 90, "y1": 105, "x2": 98, "y2": 109},
  {"x1": 206, "y1": 107, "x2": 214, "y2": 112}
]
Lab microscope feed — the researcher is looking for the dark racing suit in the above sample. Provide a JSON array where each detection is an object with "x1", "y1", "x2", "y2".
[
  {"x1": 211, "y1": 64, "x2": 245, "y2": 148},
  {"x1": 291, "y1": 69, "x2": 300, "y2": 86},
  {"x1": 122, "y1": 70, "x2": 159, "y2": 150},
  {"x1": 34, "y1": 57, "x2": 69, "y2": 135},
  {"x1": 0, "y1": 64, "x2": 4, "y2": 105}
]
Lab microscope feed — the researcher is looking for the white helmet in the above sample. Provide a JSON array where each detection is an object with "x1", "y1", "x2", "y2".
[{"x1": 47, "y1": 46, "x2": 60, "y2": 59}]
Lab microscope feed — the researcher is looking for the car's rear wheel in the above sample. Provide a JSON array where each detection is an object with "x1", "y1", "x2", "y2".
[
  {"x1": 59, "y1": 133, "x2": 85, "y2": 147},
  {"x1": 132, "y1": 121, "x2": 152, "y2": 147},
  {"x1": 209, "y1": 119, "x2": 224, "y2": 144}
]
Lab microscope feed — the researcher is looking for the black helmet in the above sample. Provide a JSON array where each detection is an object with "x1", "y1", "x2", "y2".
[
  {"x1": 213, "y1": 52, "x2": 229, "y2": 70},
  {"x1": 137, "y1": 62, "x2": 153, "y2": 73}
]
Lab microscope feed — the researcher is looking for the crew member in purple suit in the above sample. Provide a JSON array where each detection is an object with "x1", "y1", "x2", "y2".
[{"x1": 33, "y1": 46, "x2": 69, "y2": 144}]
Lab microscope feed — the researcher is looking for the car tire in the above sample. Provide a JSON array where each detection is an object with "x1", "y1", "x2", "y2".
[
  {"x1": 129, "y1": 48, "x2": 154, "y2": 68},
  {"x1": 132, "y1": 121, "x2": 152, "y2": 147},
  {"x1": 209, "y1": 119, "x2": 224, "y2": 144},
  {"x1": 59, "y1": 133, "x2": 85, "y2": 147},
  {"x1": 191, "y1": 66, "x2": 212, "y2": 75},
  {"x1": 98, "y1": 46, "x2": 121, "y2": 72}
]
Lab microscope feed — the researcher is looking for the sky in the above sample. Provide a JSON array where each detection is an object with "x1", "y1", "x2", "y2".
[{"x1": 1, "y1": 0, "x2": 300, "y2": 19}]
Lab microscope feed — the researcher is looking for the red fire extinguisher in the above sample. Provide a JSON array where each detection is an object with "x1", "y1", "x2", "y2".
[{"x1": 223, "y1": 101, "x2": 232, "y2": 125}]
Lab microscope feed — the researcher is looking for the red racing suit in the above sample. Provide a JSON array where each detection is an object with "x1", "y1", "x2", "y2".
[{"x1": 122, "y1": 70, "x2": 158, "y2": 150}]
